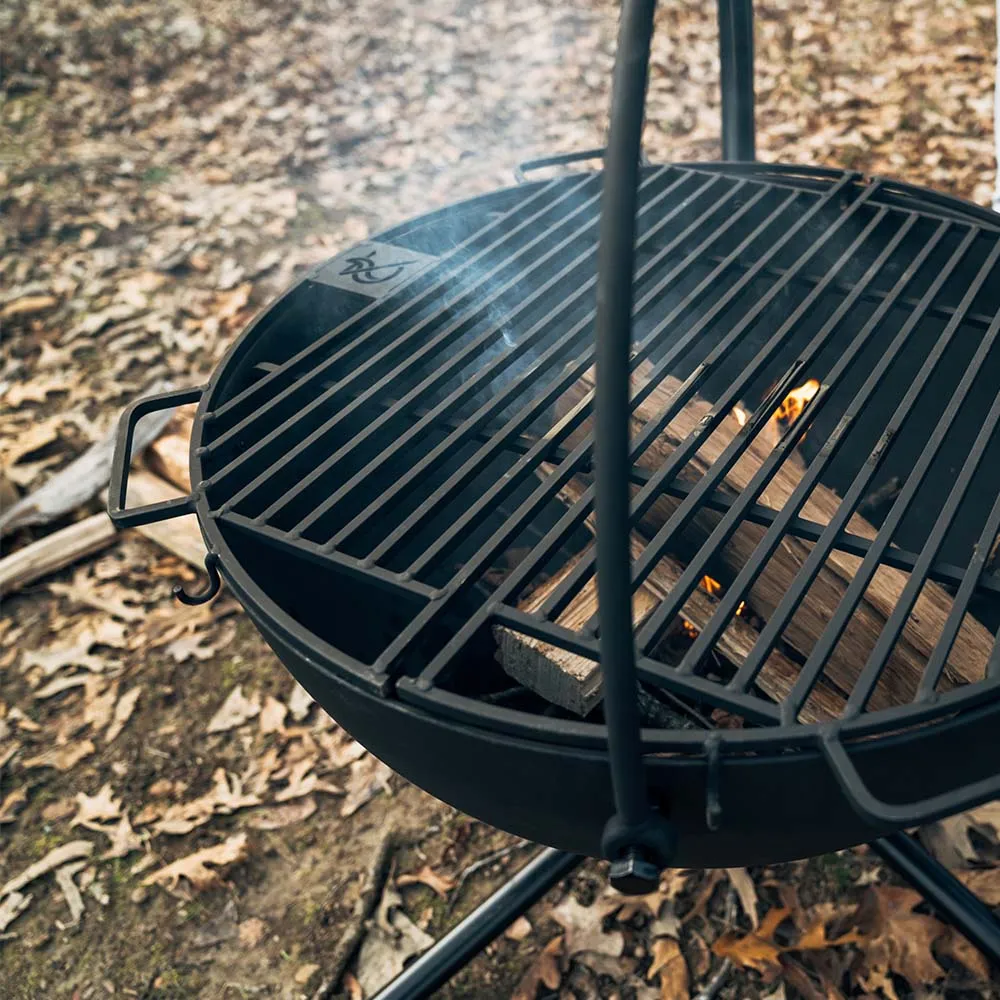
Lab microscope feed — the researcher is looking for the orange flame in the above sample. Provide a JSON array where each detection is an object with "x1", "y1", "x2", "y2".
[
  {"x1": 733, "y1": 406, "x2": 749, "y2": 428},
  {"x1": 773, "y1": 378, "x2": 820, "y2": 426},
  {"x1": 736, "y1": 600, "x2": 746, "y2": 617},
  {"x1": 700, "y1": 575, "x2": 722, "y2": 597},
  {"x1": 681, "y1": 620, "x2": 699, "y2": 638}
]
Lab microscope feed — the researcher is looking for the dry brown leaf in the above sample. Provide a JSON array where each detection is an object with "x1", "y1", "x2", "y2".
[
  {"x1": 939, "y1": 928, "x2": 990, "y2": 982},
  {"x1": 726, "y1": 867, "x2": 759, "y2": 929},
  {"x1": 957, "y1": 867, "x2": 1000, "y2": 905},
  {"x1": 54, "y1": 860, "x2": 87, "y2": 928},
  {"x1": 648, "y1": 936, "x2": 689, "y2": 999},
  {"x1": 505, "y1": 915, "x2": 533, "y2": 941},
  {"x1": 238, "y1": 917, "x2": 268, "y2": 948},
  {"x1": 71, "y1": 783, "x2": 121, "y2": 828},
  {"x1": 153, "y1": 768, "x2": 261, "y2": 835},
  {"x1": 294, "y1": 963, "x2": 319, "y2": 986},
  {"x1": 49, "y1": 569, "x2": 144, "y2": 622},
  {"x1": 0, "y1": 840, "x2": 94, "y2": 896},
  {"x1": 142, "y1": 832, "x2": 249, "y2": 897},
  {"x1": 21, "y1": 631, "x2": 106, "y2": 677},
  {"x1": 0, "y1": 787, "x2": 28, "y2": 825},
  {"x1": 511, "y1": 936, "x2": 563, "y2": 1000},
  {"x1": 341, "y1": 755, "x2": 393, "y2": 817},
  {"x1": 23, "y1": 739, "x2": 95, "y2": 772},
  {"x1": 42, "y1": 798, "x2": 76, "y2": 823},
  {"x1": 317, "y1": 728, "x2": 367, "y2": 770},
  {"x1": 1, "y1": 294, "x2": 57, "y2": 318},
  {"x1": 105, "y1": 685, "x2": 142, "y2": 743},
  {"x1": 396, "y1": 865, "x2": 456, "y2": 899},
  {"x1": 83, "y1": 677, "x2": 118, "y2": 732},
  {"x1": 712, "y1": 906, "x2": 791, "y2": 974},
  {"x1": 207, "y1": 685, "x2": 261, "y2": 733},
  {"x1": 258, "y1": 695, "x2": 287, "y2": 734},
  {"x1": 287, "y1": 682, "x2": 313, "y2": 721},
  {"x1": 342, "y1": 971, "x2": 363, "y2": 1000},
  {"x1": 99, "y1": 814, "x2": 145, "y2": 860},
  {"x1": 551, "y1": 894, "x2": 625, "y2": 959},
  {"x1": 244, "y1": 796, "x2": 317, "y2": 831},
  {"x1": 274, "y1": 759, "x2": 342, "y2": 802},
  {"x1": 34, "y1": 673, "x2": 90, "y2": 699},
  {"x1": 0, "y1": 891, "x2": 31, "y2": 933}
]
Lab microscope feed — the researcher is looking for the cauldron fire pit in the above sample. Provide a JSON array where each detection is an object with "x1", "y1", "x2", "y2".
[{"x1": 110, "y1": 0, "x2": 1000, "y2": 995}]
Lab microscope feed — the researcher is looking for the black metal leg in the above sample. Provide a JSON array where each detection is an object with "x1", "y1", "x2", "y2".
[
  {"x1": 873, "y1": 833, "x2": 1000, "y2": 965},
  {"x1": 371, "y1": 848, "x2": 583, "y2": 1000},
  {"x1": 718, "y1": 0, "x2": 756, "y2": 161}
]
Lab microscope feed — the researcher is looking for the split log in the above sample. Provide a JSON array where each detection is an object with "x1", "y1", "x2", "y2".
[
  {"x1": 146, "y1": 409, "x2": 194, "y2": 492},
  {"x1": 125, "y1": 470, "x2": 206, "y2": 568},
  {"x1": 497, "y1": 475, "x2": 844, "y2": 722},
  {"x1": 557, "y1": 366, "x2": 992, "y2": 710}
]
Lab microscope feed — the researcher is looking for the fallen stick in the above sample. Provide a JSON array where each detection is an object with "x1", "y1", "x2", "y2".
[{"x1": 0, "y1": 470, "x2": 205, "y2": 595}]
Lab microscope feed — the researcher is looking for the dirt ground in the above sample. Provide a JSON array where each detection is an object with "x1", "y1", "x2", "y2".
[{"x1": 3, "y1": 0, "x2": 1000, "y2": 998}]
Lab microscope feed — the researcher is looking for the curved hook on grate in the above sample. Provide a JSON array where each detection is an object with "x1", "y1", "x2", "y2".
[{"x1": 173, "y1": 552, "x2": 222, "y2": 606}]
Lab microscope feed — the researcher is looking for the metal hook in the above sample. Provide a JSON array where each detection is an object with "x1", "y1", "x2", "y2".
[{"x1": 173, "y1": 553, "x2": 222, "y2": 606}]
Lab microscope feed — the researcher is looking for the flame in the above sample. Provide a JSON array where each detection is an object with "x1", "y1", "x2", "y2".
[
  {"x1": 772, "y1": 378, "x2": 820, "y2": 426},
  {"x1": 681, "y1": 620, "x2": 699, "y2": 638},
  {"x1": 700, "y1": 575, "x2": 722, "y2": 597},
  {"x1": 733, "y1": 406, "x2": 749, "y2": 428},
  {"x1": 736, "y1": 600, "x2": 746, "y2": 617}
]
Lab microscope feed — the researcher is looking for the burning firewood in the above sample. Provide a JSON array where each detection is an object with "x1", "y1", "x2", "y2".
[
  {"x1": 497, "y1": 471, "x2": 847, "y2": 723},
  {"x1": 552, "y1": 365, "x2": 993, "y2": 710}
]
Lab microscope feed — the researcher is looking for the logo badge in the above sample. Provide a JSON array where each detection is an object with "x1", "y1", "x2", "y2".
[{"x1": 312, "y1": 241, "x2": 439, "y2": 297}]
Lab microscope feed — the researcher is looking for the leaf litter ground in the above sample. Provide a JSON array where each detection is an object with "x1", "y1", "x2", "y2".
[{"x1": 2, "y1": 0, "x2": 1000, "y2": 997}]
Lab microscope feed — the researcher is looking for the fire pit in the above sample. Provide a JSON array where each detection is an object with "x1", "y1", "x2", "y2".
[
  {"x1": 108, "y1": 0, "x2": 1000, "y2": 991},
  {"x1": 109, "y1": 157, "x2": 1000, "y2": 869}
]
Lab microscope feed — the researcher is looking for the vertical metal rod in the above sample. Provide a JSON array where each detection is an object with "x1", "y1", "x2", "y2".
[
  {"x1": 594, "y1": 0, "x2": 658, "y2": 841},
  {"x1": 370, "y1": 849, "x2": 582, "y2": 1000},
  {"x1": 718, "y1": 0, "x2": 756, "y2": 161},
  {"x1": 873, "y1": 833, "x2": 1000, "y2": 966}
]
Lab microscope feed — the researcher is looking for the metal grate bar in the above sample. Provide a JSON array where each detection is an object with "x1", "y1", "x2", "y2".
[
  {"x1": 220, "y1": 511, "x2": 437, "y2": 601},
  {"x1": 278, "y1": 170, "x2": 710, "y2": 539},
  {"x1": 390, "y1": 177, "x2": 859, "y2": 691},
  {"x1": 204, "y1": 173, "x2": 602, "y2": 479},
  {"x1": 841, "y1": 307, "x2": 1000, "y2": 716},
  {"x1": 780, "y1": 236, "x2": 1000, "y2": 721},
  {"x1": 630, "y1": 211, "x2": 916, "y2": 650},
  {"x1": 720, "y1": 225, "x2": 980, "y2": 706},
  {"x1": 350, "y1": 182, "x2": 767, "y2": 563},
  {"x1": 621, "y1": 207, "x2": 892, "y2": 640},
  {"x1": 538, "y1": 179, "x2": 878, "y2": 623},
  {"x1": 645, "y1": 216, "x2": 942, "y2": 670},
  {"x1": 917, "y1": 435, "x2": 1000, "y2": 698},
  {"x1": 205, "y1": 176, "x2": 576, "y2": 429}
]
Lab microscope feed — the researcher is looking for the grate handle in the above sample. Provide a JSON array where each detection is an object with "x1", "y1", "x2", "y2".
[
  {"x1": 821, "y1": 726, "x2": 1000, "y2": 827},
  {"x1": 514, "y1": 148, "x2": 649, "y2": 184},
  {"x1": 108, "y1": 385, "x2": 204, "y2": 529}
]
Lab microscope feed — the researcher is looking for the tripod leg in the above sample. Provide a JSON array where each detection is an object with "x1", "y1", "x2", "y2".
[
  {"x1": 718, "y1": 0, "x2": 756, "y2": 161},
  {"x1": 371, "y1": 848, "x2": 582, "y2": 1000},
  {"x1": 873, "y1": 832, "x2": 1000, "y2": 965}
]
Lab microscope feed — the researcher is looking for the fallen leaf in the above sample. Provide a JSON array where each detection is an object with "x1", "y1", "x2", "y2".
[
  {"x1": 153, "y1": 768, "x2": 261, "y2": 834},
  {"x1": 71, "y1": 783, "x2": 121, "y2": 828},
  {"x1": 317, "y1": 729, "x2": 368, "y2": 770},
  {"x1": 726, "y1": 867, "x2": 759, "y2": 929},
  {"x1": 99, "y1": 814, "x2": 145, "y2": 860},
  {"x1": 356, "y1": 892, "x2": 435, "y2": 996},
  {"x1": 83, "y1": 677, "x2": 118, "y2": 732},
  {"x1": 106, "y1": 685, "x2": 142, "y2": 742},
  {"x1": 0, "y1": 840, "x2": 94, "y2": 896},
  {"x1": 648, "y1": 936, "x2": 689, "y2": 999},
  {"x1": 34, "y1": 673, "x2": 90, "y2": 699},
  {"x1": 551, "y1": 894, "x2": 625, "y2": 958},
  {"x1": 54, "y1": 861, "x2": 87, "y2": 928},
  {"x1": 42, "y1": 799, "x2": 76, "y2": 823},
  {"x1": 50, "y1": 569, "x2": 144, "y2": 622},
  {"x1": 341, "y1": 755, "x2": 392, "y2": 817},
  {"x1": 244, "y1": 797, "x2": 317, "y2": 830},
  {"x1": 713, "y1": 906, "x2": 791, "y2": 974},
  {"x1": 238, "y1": 917, "x2": 268, "y2": 948},
  {"x1": 396, "y1": 865, "x2": 456, "y2": 899},
  {"x1": 505, "y1": 915, "x2": 533, "y2": 941},
  {"x1": 23, "y1": 739, "x2": 95, "y2": 772},
  {"x1": 258, "y1": 695, "x2": 287, "y2": 734},
  {"x1": 207, "y1": 686, "x2": 261, "y2": 733},
  {"x1": 294, "y1": 963, "x2": 319, "y2": 985},
  {"x1": 0, "y1": 787, "x2": 28, "y2": 825},
  {"x1": 274, "y1": 759, "x2": 342, "y2": 802},
  {"x1": 287, "y1": 682, "x2": 313, "y2": 721},
  {"x1": 342, "y1": 971, "x2": 363, "y2": 1000},
  {"x1": 1, "y1": 294, "x2": 57, "y2": 318},
  {"x1": 511, "y1": 936, "x2": 563, "y2": 1000},
  {"x1": 957, "y1": 867, "x2": 1000, "y2": 905},
  {"x1": 142, "y1": 832, "x2": 249, "y2": 897},
  {"x1": 0, "y1": 891, "x2": 31, "y2": 933}
]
